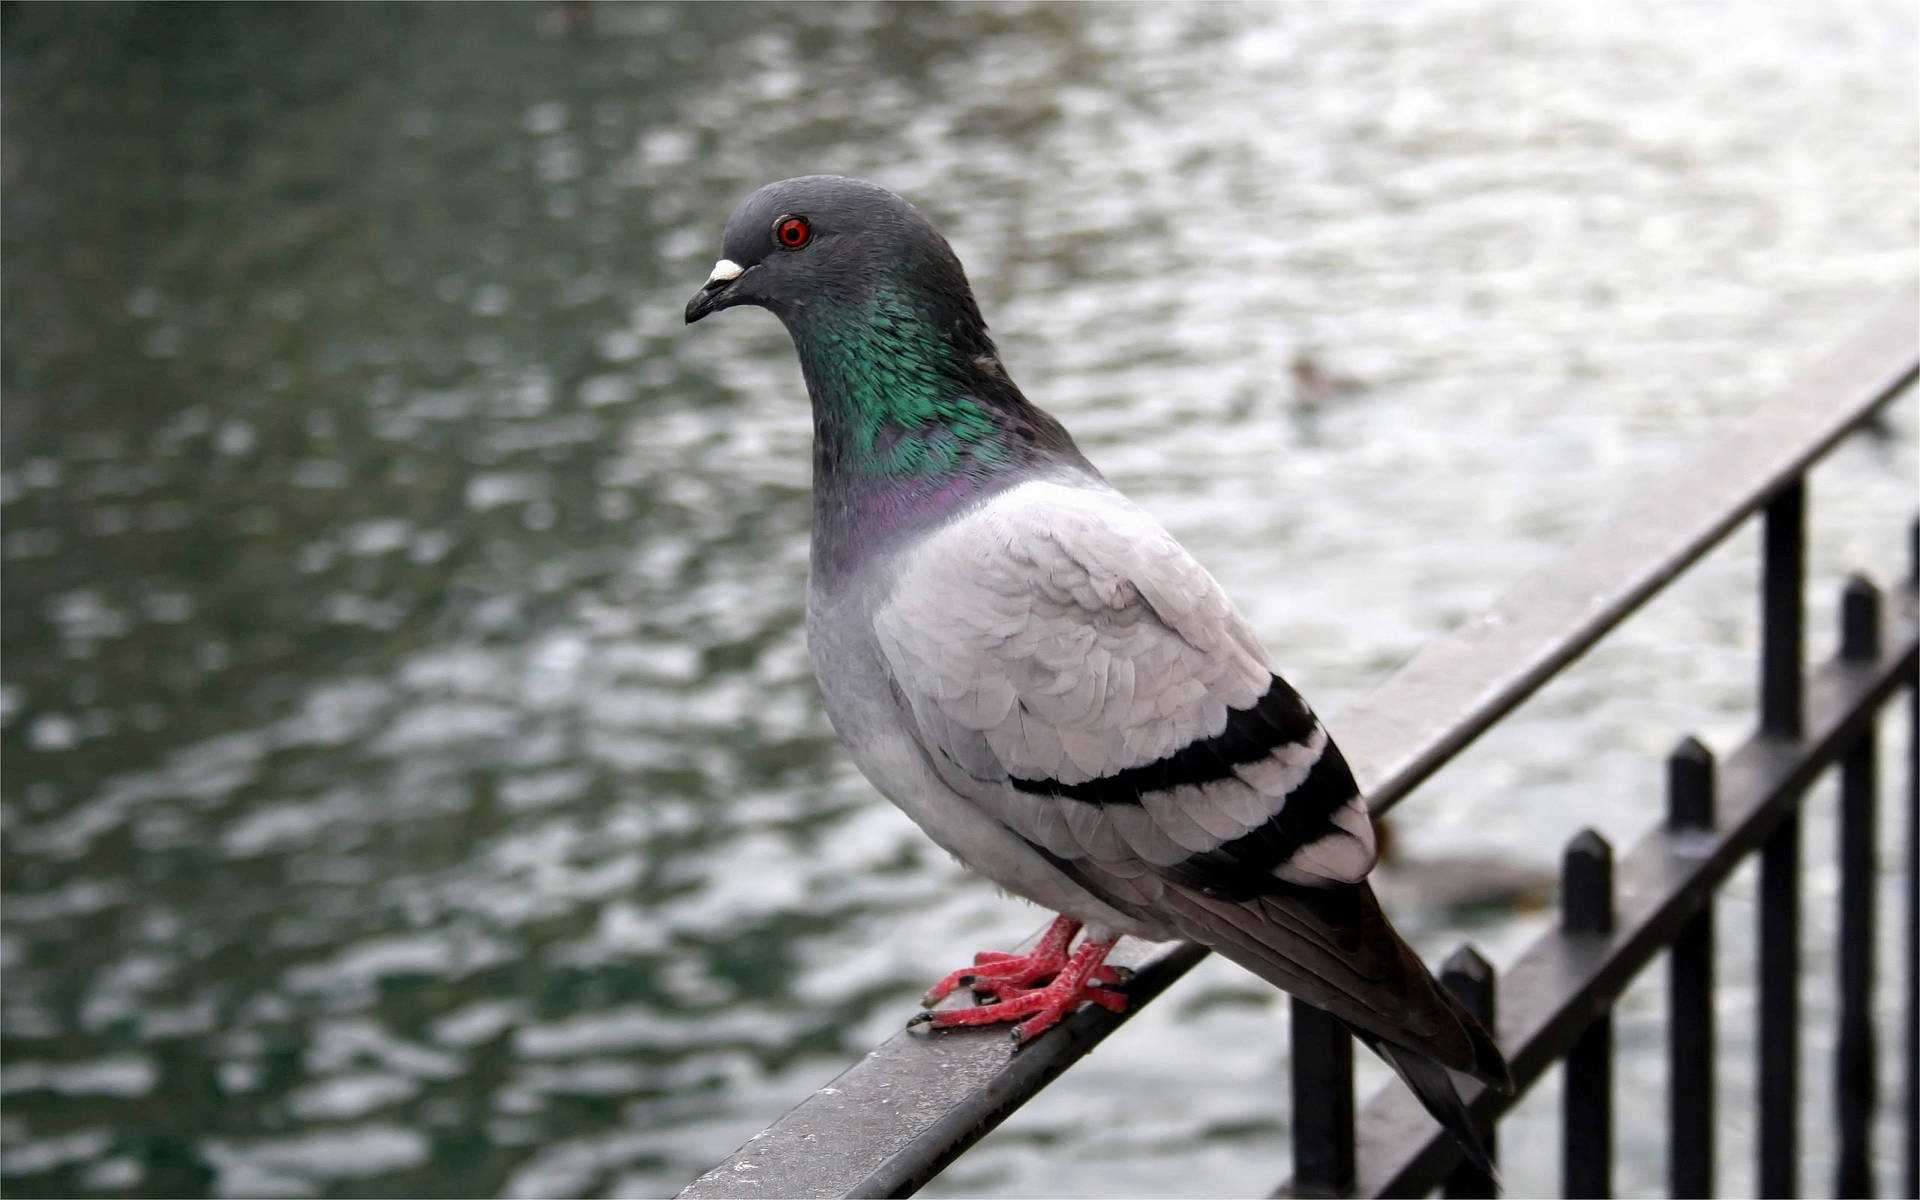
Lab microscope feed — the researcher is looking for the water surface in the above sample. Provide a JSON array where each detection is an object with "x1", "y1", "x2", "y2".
[{"x1": 3, "y1": 3, "x2": 1915, "y2": 1196}]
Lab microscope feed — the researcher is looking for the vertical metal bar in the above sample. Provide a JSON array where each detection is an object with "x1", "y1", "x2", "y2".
[
  {"x1": 1291, "y1": 996, "x2": 1355, "y2": 1198},
  {"x1": 1835, "y1": 577, "x2": 1880, "y2": 1198},
  {"x1": 1441, "y1": 947, "x2": 1498, "y2": 1200},
  {"x1": 1762, "y1": 480, "x2": 1806, "y2": 737},
  {"x1": 1563, "y1": 829, "x2": 1614, "y2": 1199},
  {"x1": 1759, "y1": 480, "x2": 1805, "y2": 1198},
  {"x1": 1759, "y1": 815, "x2": 1802, "y2": 1198},
  {"x1": 1668, "y1": 736, "x2": 1716, "y2": 1199},
  {"x1": 1907, "y1": 530, "x2": 1919, "y2": 1200}
]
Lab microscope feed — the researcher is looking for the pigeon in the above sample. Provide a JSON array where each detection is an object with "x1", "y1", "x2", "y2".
[{"x1": 685, "y1": 175, "x2": 1513, "y2": 1173}]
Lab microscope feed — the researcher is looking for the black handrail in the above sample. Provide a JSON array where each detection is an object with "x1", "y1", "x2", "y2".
[{"x1": 677, "y1": 292, "x2": 1918, "y2": 1200}]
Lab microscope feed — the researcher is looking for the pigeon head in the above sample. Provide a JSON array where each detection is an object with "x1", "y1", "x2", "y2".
[
  {"x1": 683, "y1": 175, "x2": 985, "y2": 335},
  {"x1": 685, "y1": 177, "x2": 1086, "y2": 569}
]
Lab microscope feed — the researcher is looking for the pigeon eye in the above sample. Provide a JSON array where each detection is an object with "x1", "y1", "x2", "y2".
[{"x1": 774, "y1": 215, "x2": 811, "y2": 249}]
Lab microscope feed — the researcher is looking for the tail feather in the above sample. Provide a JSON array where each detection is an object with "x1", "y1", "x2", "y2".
[
  {"x1": 1367, "y1": 1036, "x2": 1499, "y2": 1183},
  {"x1": 1071, "y1": 861, "x2": 1516, "y2": 1173},
  {"x1": 1144, "y1": 877, "x2": 1514, "y2": 1174},
  {"x1": 1156, "y1": 880, "x2": 1514, "y2": 1090}
]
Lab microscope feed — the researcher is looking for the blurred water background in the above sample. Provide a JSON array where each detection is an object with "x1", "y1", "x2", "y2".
[{"x1": 3, "y1": 3, "x2": 1916, "y2": 1197}]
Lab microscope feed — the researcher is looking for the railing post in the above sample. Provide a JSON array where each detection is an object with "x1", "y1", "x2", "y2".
[
  {"x1": 1907, "y1": 516, "x2": 1920, "y2": 1200},
  {"x1": 1291, "y1": 997, "x2": 1355, "y2": 1197},
  {"x1": 1907, "y1": 669, "x2": 1919, "y2": 1200},
  {"x1": 1762, "y1": 480, "x2": 1806, "y2": 737},
  {"x1": 1759, "y1": 480, "x2": 1805, "y2": 1198},
  {"x1": 1441, "y1": 947, "x2": 1498, "y2": 1200},
  {"x1": 1667, "y1": 736, "x2": 1716, "y2": 1199},
  {"x1": 1835, "y1": 577, "x2": 1880, "y2": 1197},
  {"x1": 1563, "y1": 829, "x2": 1614, "y2": 1199}
]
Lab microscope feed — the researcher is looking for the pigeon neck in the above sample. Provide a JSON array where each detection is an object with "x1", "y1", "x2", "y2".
[
  {"x1": 787, "y1": 285, "x2": 1080, "y2": 579},
  {"x1": 790, "y1": 286, "x2": 1014, "y2": 483}
]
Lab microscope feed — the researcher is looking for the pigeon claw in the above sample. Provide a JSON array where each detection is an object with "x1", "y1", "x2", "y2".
[
  {"x1": 911, "y1": 928, "x2": 1126, "y2": 1048},
  {"x1": 918, "y1": 913, "x2": 1086, "y2": 1007}
]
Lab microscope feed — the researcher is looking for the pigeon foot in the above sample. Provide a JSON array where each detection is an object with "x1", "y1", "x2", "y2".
[
  {"x1": 910, "y1": 927, "x2": 1125, "y2": 1045},
  {"x1": 918, "y1": 915, "x2": 1123, "y2": 1007}
]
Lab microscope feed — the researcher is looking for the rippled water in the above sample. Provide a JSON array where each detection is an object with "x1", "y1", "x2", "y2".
[{"x1": 3, "y1": 4, "x2": 1915, "y2": 1197}]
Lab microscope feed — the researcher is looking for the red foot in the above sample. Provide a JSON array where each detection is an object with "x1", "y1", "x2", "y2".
[
  {"x1": 910, "y1": 916, "x2": 1129, "y2": 1045},
  {"x1": 919, "y1": 915, "x2": 1124, "y2": 1006}
]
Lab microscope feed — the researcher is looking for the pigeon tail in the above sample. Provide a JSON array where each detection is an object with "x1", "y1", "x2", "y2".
[
  {"x1": 1151, "y1": 880, "x2": 1513, "y2": 1090},
  {"x1": 1364, "y1": 1034, "x2": 1501, "y2": 1184},
  {"x1": 1377, "y1": 925, "x2": 1513, "y2": 1094}
]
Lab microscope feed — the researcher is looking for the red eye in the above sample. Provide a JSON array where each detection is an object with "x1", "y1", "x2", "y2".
[{"x1": 775, "y1": 215, "x2": 811, "y2": 248}]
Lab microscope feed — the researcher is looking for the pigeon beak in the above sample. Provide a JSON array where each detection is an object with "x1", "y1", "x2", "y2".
[{"x1": 684, "y1": 258, "x2": 746, "y2": 324}]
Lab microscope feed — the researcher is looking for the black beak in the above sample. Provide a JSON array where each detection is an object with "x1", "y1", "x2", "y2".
[{"x1": 684, "y1": 274, "x2": 737, "y2": 324}]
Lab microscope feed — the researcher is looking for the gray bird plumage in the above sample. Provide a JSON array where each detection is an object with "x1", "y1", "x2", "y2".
[{"x1": 686, "y1": 175, "x2": 1512, "y2": 1174}]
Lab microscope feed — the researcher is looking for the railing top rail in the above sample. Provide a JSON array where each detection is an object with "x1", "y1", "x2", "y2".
[{"x1": 678, "y1": 290, "x2": 1919, "y2": 1200}]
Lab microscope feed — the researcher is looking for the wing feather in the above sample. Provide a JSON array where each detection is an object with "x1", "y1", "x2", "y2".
[{"x1": 873, "y1": 480, "x2": 1377, "y2": 898}]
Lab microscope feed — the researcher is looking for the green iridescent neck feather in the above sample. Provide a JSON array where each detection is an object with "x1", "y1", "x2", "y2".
[{"x1": 793, "y1": 287, "x2": 1014, "y2": 481}]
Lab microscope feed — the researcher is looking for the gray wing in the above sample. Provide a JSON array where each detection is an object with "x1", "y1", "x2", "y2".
[
  {"x1": 872, "y1": 479, "x2": 1377, "y2": 900},
  {"x1": 873, "y1": 479, "x2": 1509, "y2": 1087}
]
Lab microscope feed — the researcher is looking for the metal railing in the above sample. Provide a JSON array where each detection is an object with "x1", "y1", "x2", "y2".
[{"x1": 679, "y1": 292, "x2": 1919, "y2": 1200}]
